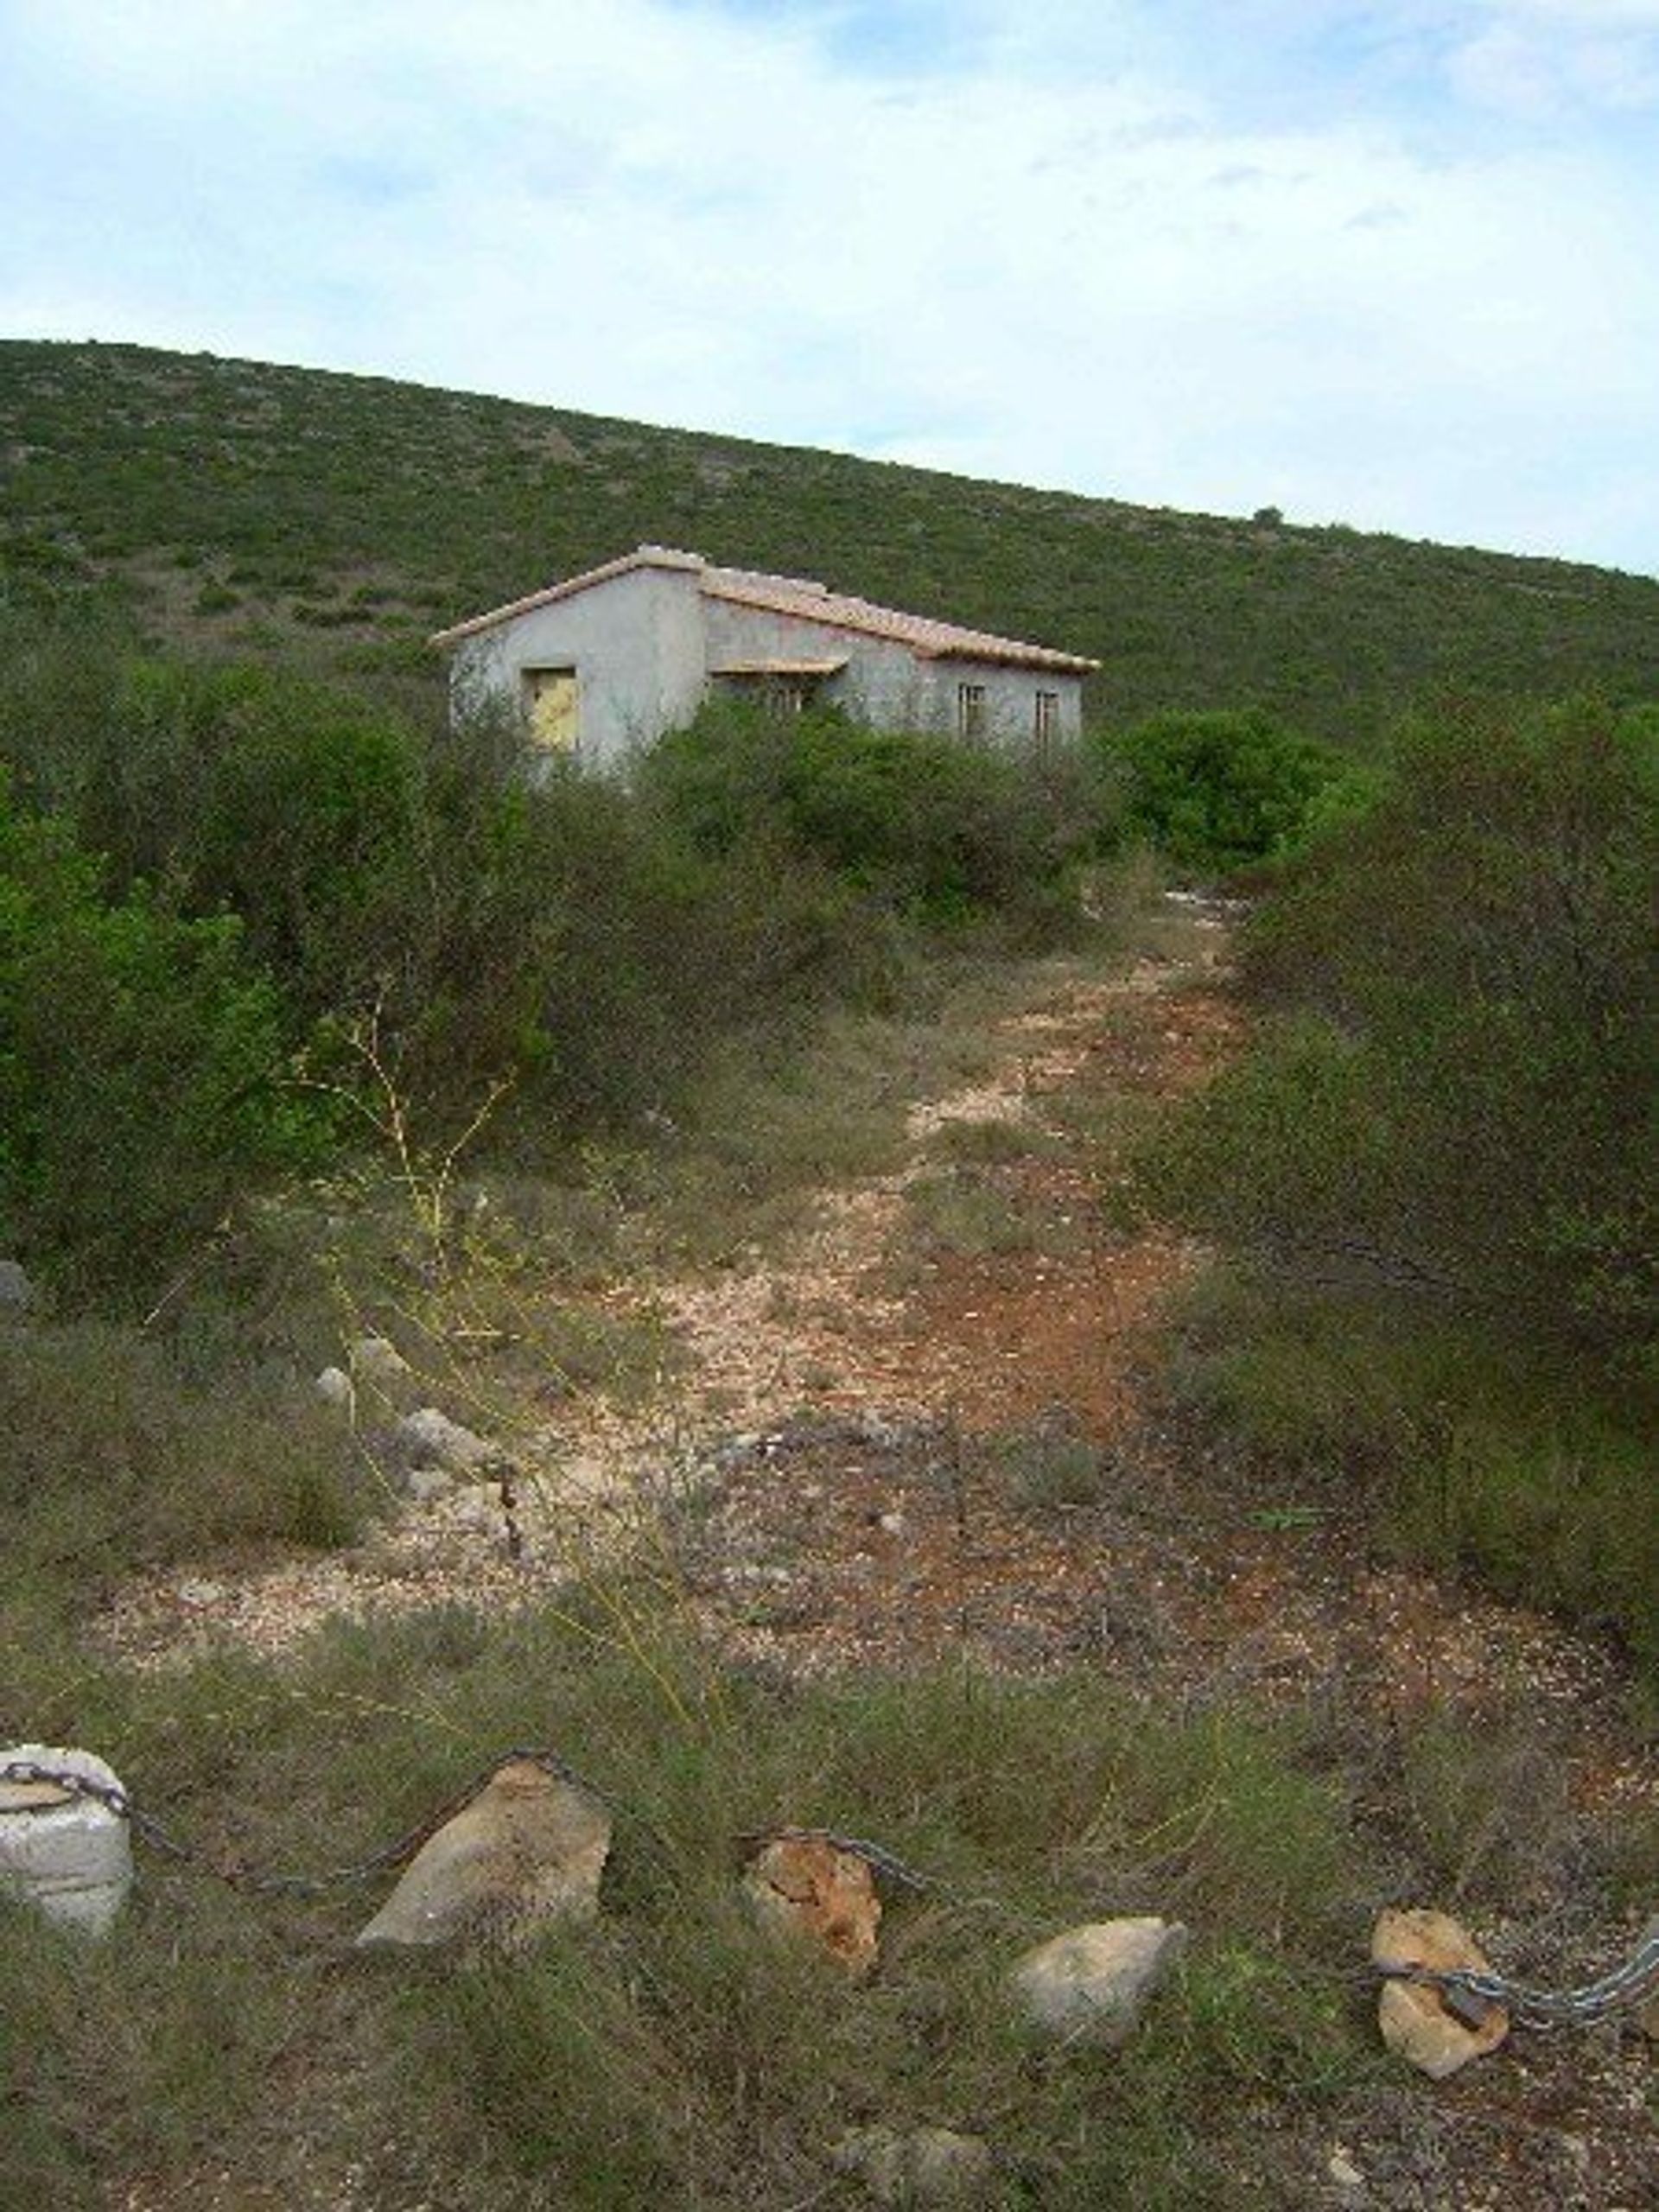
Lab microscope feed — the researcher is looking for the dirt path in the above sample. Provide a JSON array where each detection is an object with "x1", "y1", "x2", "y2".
[
  {"x1": 94, "y1": 898, "x2": 1655, "y2": 2207},
  {"x1": 99, "y1": 913, "x2": 1230, "y2": 1663},
  {"x1": 99, "y1": 904, "x2": 1646, "y2": 1796}
]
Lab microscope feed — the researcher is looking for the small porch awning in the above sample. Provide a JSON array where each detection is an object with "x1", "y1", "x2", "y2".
[{"x1": 709, "y1": 658, "x2": 848, "y2": 678}]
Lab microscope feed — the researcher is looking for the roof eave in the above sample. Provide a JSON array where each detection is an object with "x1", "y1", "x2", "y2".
[
  {"x1": 429, "y1": 544, "x2": 704, "y2": 649},
  {"x1": 918, "y1": 645, "x2": 1102, "y2": 675}
]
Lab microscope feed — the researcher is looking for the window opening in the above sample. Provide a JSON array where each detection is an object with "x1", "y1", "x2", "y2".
[{"x1": 523, "y1": 666, "x2": 579, "y2": 752}]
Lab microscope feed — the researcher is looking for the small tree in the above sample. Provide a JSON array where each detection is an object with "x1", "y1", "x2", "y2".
[
  {"x1": 1140, "y1": 697, "x2": 1658, "y2": 1356},
  {"x1": 1097, "y1": 708, "x2": 1340, "y2": 873},
  {"x1": 0, "y1": 779, "x2": 316, "y2": 1306}
]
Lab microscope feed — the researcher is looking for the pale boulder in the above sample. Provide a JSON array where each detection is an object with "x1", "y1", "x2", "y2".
[
  {"x1": 356, "y1": 1758, "x2": 609, "y2": 1948},
  {"x1": 393, "y1": 1407, "x2": 499, "y2": 1479},
  {"x1": 833, "y1": 2126, "x2": 995, "y2": 2203},
  {"x1": 1008, "y1": 1917, "x2": 1188, "y2": 2044},
  {"x1": 351, "y1": 1334, "x2": 411, "y2": 1387},
  {"x1": 1370, "y1": 1909, "x2": 1510, "y2": 2079}
]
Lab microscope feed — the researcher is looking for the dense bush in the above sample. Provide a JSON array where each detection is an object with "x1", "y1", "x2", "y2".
[
  {"x1": 1147, "y1": 697, "x2": 1656, "y2": 1353},
  {"x1": 640, "y1": 696, "x2": 1093, "y2": 932},
  {"x1": 1137, "y1": 697, "x2": 1657, "y2": 1654},
  {"x1": 1096, "y1": 707, "x2": 1343, "y2": 872},
  {"x1": 0, "y1": 779, "x2": 317, "y2": 1303},
  {"x1": 0, "y1": 626, "x2": 1102, "y2": 1306}
]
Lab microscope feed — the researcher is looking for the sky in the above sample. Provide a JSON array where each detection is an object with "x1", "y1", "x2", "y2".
[{"x1": 3, "y1": 0, "x2": 1657, "y2": 574}]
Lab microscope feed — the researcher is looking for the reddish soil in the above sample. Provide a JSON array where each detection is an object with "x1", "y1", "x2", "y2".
[{"x1": 99, "y1": 905, "x2": 1656, "y2": 2206}]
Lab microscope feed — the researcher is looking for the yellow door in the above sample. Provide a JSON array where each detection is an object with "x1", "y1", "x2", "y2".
[{"x1": 525, "y1": 668, "x2": 579, "y2": 753}]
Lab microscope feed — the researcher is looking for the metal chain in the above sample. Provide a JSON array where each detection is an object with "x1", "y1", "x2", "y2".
[
  {"x1": 735, "y1": 1823, "x2": 941, "y2": 1895},
  {"x1": 1374, "y1": 1928, "x2": 1659, "y2": 2031},
  {"x1": 8, "y1": 1752, "x2": 1655, "y2": 2030},
  {"x1": 0, "y1": 1748, "x2": 607, "y2": 1898}
]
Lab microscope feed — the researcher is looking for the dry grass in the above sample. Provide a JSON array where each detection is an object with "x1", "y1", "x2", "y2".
[{"x1": 0, "y1": 1609, "x2": 1367, "y2": 2210}]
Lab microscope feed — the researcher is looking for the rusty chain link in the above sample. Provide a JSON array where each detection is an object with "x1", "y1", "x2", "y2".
[
  {"x1": 1373, "y1": 1928, "x2": 1659, "y2": 2032},
  {"x1": 0, "y1": 1748, "x2": 607, "y2": 1898},
  {"x1": 734, "y1": 1823, "x2": 941, "y2": 1894},
  {"x1": 7, "y1": 1751, "x2": 1655, "y2": 2030}
]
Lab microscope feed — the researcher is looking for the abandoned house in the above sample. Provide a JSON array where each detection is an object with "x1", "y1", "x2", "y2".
[{"x1": 430, "y1": 544, "x2": 1099, "y2": 767}]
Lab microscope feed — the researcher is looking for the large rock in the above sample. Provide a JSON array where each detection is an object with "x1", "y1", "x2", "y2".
[
  {"x1": 1371, "y1": 1909, "x2": 1510, "y2": 2078},
  {"x1": 393, "y1": 1407, "x2": 499, "y2": 1480},
  {"x1": 0, "y1": 1260, "x2": 34, "y2": 1312},
  {"x1": 356, "y1": 1758, "x2": 610, "y2": 1948},
  {"x1": 742, "y1": 1834, "x2": 881, "y2": 1973},
  {"x1": 1008, "y1": 1917, "x2": 1188, "y2": 2045},
  {"x1": 833, "y1": 2126, "x2": 995, "y2": 2204},
  {"x1": 0, "y1": 1745, "x2": 133, "y2": 1936}
]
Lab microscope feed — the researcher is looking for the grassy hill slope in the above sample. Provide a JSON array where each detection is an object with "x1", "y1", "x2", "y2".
[{"x1": 4, "y1": 337, "x2": 1659, "y2": 743}]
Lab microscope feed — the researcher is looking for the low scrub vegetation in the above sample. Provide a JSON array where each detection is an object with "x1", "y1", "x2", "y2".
[
  {"x1": 644, "y1": 695, "x2": 1096, "y2": 930},
  {"x1": 0, "y1": 1316, "x2": 365, "y2": 1631},
  {"x1": 0, "y1": 618, "x2": 1091, "y2": 1313},
  {"x1": 1, "y1": 1607, "x2": 1365, "y2": 2209},
  {"x1": 1094, "y1": 707, "x2": 1347, "y2": 873},
  {"x1": 10, "y1": 338, "x2": 1659, "y2": 746},
  {"x1": 1137, "y1": 697, "x2": 1658, "y2": 1663}
]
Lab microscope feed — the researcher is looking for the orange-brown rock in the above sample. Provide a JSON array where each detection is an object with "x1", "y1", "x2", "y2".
[
  {"x1": 742, "y1": 1834, "x2": 881, "y2": 1973},
  {"x1": 1371, "y1": 1908, "x2": 1510, "y2": 2079}
]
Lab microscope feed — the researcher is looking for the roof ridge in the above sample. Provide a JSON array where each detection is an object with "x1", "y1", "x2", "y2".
[
  {"x1": 699, "y1": 571, "x2": 1098, "y2": 672},
  {"x1": 431, "y1": 544, "x2": 1098, "y2": 671},
  {"x1": 429, "y1": 543, "x2": 704, "y2": 645}
]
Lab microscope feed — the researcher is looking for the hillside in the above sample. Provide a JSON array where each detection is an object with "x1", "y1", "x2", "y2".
[{"x1": 5, "y1": 338, "x2": 1659, "y2": 744}]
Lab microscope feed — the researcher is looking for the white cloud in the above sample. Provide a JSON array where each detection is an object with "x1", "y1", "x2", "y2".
[
  {"x1": 1439, "y1": 0, "x2": 1659, "y2": 111},
  {"x1": 2, "y1": 0, "x2": 1656, "y2": 571}
]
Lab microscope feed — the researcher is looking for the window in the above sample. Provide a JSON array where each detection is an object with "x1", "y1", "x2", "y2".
[
  {"x1": 766, "y1": 675, "x2": 811, "y2": 718},
  {"x1": 523, "y1": 666, "x2": 579, "y2": 752},
  {"x1": 957, "y1": 682, "x2": 988, "y2": 741},
  {"x1": 713, "y1": 671, "x2": 817, "y2": 717},
  {"x1": 1033, "y1": 690, "x2": 1060, "y2": 765}
]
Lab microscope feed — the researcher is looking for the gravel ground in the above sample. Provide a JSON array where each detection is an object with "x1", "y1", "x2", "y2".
[{"x1": 92, "y1": 902, "x2": 1656, "y2": 2206}]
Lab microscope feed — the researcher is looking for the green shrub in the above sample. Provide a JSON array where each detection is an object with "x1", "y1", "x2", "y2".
[
  {"x1": 641, "y1": 696, "x2": 1091, "y2": 933},
  {"x1": 0, "y1": 633, "x2": 866, "y2": 1175},
  {"x1": 0, "y1": 779, "x2": 320, "y2": 1304},
  {"x1": 1096, "y1": 707, "x2": 1343, "y2": 873},
  {"x1": 1143, "y1": 698, "x2": 1657, "y2": 1356},
  {"x1": 1138, "y1": 696, "x2": 1658, "y2": 1655}
]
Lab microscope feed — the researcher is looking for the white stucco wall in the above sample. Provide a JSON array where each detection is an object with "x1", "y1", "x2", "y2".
[
  {"x1": 704, "y1": 597, "x2": 1084, "y2": 750},
  {"x1": 703, "y1": 597, "x2": 930, "y2": 728},
  {"x1": 448, "y1": 566, "x2": 1086, "y2": 763},
  {"x1": 448, "y1": 561, "x2": 708, "y2": 767}
]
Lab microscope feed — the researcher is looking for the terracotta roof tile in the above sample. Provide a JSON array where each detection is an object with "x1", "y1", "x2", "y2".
[
  {"x1": 429, "y1": 546, "x2": 702, "y2": 646},
  {"x1": 702, "y1": 565, "x2": 1097, "y2": 674},
  {"x1": 430, "y1": 545, "x2": 1097, "y2": 673}
]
